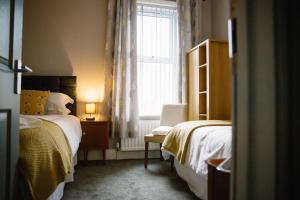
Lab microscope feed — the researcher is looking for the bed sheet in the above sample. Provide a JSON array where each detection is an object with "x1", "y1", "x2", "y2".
[{"x1": 175, "y1": 126, "x2": 232, "y2": 200}]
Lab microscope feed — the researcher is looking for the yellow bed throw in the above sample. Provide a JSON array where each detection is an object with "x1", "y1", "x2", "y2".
[
  {"x1": 162, "y1": 120, "x2": 231, "y2": 164},
  {"x1": 19, "y1": 120, "x2": 72, "y2": 200}
]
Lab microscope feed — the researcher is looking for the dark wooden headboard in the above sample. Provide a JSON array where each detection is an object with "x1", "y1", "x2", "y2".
[{"x1": 21, "y1": 76, "x2": 77, "y2": 115}]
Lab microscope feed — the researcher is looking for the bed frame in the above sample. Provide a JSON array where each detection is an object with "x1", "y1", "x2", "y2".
[{"x1": 21, "y1": 75, "x2": 77, "y2": 115}]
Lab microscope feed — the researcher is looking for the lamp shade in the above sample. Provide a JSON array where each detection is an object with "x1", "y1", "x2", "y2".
[{"x1": 85, "y1": 103, "x2": 96, "y2": 114}]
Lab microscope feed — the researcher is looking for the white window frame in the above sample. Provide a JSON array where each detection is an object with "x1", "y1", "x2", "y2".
[
  {"x1": 137, "y1": 0, "x2": 177, "y2": 8},
  {"x1": 137, "y1": 1, "x2": 178, "y2": 119},
  {"x1": 137, "y1": 2, "x2": 177, "y2": 63}
]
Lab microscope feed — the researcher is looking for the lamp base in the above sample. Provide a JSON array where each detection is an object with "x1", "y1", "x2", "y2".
[{"x1": 86, "y1": 117, "x2": 95, "y2": 121}]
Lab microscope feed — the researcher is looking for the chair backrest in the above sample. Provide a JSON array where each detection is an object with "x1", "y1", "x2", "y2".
[{"x1": 160, "y1": 104, "x2": 187, "y2": 126}]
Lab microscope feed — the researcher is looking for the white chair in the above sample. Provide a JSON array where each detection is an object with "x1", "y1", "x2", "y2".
[{"x1": 144, "y1": 104, "x2": 187, "y2": 169}]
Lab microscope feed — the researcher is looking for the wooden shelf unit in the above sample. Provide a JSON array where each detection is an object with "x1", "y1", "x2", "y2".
[{"x1": 187, "y1": 39, "x2": 231, "y2": 120}]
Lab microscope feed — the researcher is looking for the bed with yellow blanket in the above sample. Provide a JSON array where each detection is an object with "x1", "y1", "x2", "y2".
[
  {"x1": 20, "y1": 119, "x2": 71, "y2": 200},
  {"x1": 19, "y1": 115, "x2": 82, "y2": 200},
  {"x1": 162, "y1": 120, "x2": 232, "y2": 200}
]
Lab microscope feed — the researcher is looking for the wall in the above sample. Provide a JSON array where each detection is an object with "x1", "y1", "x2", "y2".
[
  {"x1": 198, "y1": 0, "x2": 230, "y2": 42},
  {"x1": 211, "y1": 0, "x2": 230, "y2": 40},
  {"x1": 199, "y1": 0, "x2": 212, "y2": 41},
  {"x1": 22, "y1": 0, "x2": 108, "y2": 117}
]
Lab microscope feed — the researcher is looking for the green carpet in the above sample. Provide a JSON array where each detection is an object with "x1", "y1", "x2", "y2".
[{"x1": 63, "y1": 159, "x2": 199, "y2": 200}]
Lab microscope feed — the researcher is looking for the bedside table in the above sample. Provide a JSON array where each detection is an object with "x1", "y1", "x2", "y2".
[{"x1": 79, "y1": 120, "x2": 110, "y2": 163}]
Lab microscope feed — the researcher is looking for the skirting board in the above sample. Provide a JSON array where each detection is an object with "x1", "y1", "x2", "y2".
[{"x1": 77, "y1": 149, "x2": 160, "y2": 161}]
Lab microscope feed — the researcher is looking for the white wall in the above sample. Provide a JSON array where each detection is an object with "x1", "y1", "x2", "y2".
[
  {"x1": 22, "y1": 0, "x2": 108, "y2": 108},
  {"x1": 22, "y1": 0, "x2": 230, "y2": 118},
  {"x1": 200, "y1": 0, "x2": 212, "y2": 41},
  {"x1": 199, "y1": 0, "x2": 230, "y2": 42},
  {"x1": 211, "y1": 0, "x2": 230, "y2": 40}
]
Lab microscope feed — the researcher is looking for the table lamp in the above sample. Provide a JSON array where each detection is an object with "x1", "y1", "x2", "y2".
[{"x1": 85, "y1": 103, "x2": 96, "y2": 121}]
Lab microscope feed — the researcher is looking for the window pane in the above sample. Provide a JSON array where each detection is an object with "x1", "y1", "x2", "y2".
[{"x1": 137, "y1": 3, "x2": 179, "y2": 116}]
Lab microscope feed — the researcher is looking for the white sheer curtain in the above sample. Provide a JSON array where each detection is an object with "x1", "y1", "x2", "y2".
[{"x1": 137, "y1": 2, "x2": 179, "y2": 117}]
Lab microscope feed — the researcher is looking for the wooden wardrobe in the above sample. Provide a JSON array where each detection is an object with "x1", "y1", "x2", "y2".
[{"x1": 187, "y1": 39, "x2": 231, "y2": 120}]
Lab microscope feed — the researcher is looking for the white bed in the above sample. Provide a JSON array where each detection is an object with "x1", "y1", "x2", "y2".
[
  {"x1": 21, "y1": 114, "x2": 82, "y2": 200},
  {"x1": 173, "y1": 126, "x2": 232, "y2": 200}
]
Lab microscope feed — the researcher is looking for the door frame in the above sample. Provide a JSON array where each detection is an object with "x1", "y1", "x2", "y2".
[
  {"x1": 0, "y1": 0, "x2": 24, "y2": 199},
  {"x1": 231, "y1": 0, "x2": 300, "y2": 199},
  {"x1": 232, "y1": 0, "x2": 277, "y2": 199}
]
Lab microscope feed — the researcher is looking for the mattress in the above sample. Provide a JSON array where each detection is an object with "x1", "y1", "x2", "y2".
[
  {"x1": 21, "y1": 114, "x2": 82, "y2": 200},
  {"x1": 174, "y1": 126, "x2": 232, "y2": 200}
]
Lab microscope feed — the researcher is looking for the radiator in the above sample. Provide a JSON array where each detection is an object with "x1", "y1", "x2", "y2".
[{"x1": 121, "y1": 119, "x2": 160, "y2": 151}]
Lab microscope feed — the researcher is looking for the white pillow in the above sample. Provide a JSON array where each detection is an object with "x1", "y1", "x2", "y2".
[
  {"x1": 151, "y1": 126, "x2": 173, "y2": 135},
  {"x1": 46, "y1": 106, "x2": 71, "y2": 115},
  {"x1": 45, "y1": 92, "x2": 74, "y2": 115}
]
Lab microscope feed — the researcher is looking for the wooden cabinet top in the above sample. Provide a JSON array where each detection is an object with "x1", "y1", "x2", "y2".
[{"x1": 80, "y1": 120, "x2": 111, "y2": 124}]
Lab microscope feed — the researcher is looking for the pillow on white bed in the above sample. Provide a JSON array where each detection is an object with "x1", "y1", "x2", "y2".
[{"x1": 45, "y1": 92, "x2": 74, "y2": 115}]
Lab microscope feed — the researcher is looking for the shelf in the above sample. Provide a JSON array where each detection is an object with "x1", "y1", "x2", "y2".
[
  {"x1": 188, "y1": 40, "x2": 231, "y2": 121},
  {"x1": 198, "y1": 64, "x2": 207, "y2": 68},
  {"x1": 199, "y1": 115, "x2": 207, "y2": 120},
  {"x1": 199, "y1": 67, "x2": 207, "y2": 92},
  {"x1": 199, "y1": 93, "x2": 207, "y2": 114},
  {"x1": 199, "y1": 46, "x2": 207, "y2": 65}
]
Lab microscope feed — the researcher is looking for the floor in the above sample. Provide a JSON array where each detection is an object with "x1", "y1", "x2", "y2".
[{"x1": 63, "y1": 159, "x2": 199, "y2": 200}]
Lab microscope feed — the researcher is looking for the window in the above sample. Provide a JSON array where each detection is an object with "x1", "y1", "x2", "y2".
[{"x1": 137, "y1": 1, "x2": 179, "y2": 117}]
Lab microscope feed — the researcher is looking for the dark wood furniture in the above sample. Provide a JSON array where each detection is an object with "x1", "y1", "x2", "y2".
[
  {"x1": 80, "y1": 120, "x2": 110, "y2": 164},
  {"x1": 207, "y1": 158, "x2": 230, "y2": 200}
]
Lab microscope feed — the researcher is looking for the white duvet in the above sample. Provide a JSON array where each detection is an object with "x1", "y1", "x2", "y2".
[
  {"x1": 186, "y1": 126, "x2": 232, "y2": 175},
  {"x1": 174, "y1": 125, "x2": 232, "y2": 200}
]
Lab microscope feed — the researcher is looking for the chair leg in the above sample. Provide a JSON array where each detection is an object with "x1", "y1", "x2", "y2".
[
  {"x1": 160, "y1": 143, "x2": 163, "y2": 161},
  {"x1": 84, "y1": 150, "x2": 88, "y2": 161},
  {"x1": 102, "y1": 149, "x2": 106, "y2": 165},
  {"x1": 170, "y1": 155, "x2": 174, "y2": 172},
  {"x1": 144, "y1": 142, "x2": 149, "y2": 169}
]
